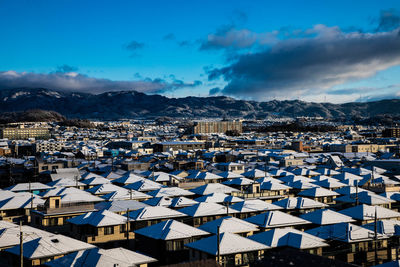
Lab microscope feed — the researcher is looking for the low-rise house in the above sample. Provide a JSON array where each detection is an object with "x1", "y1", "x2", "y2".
[
  {"x1": 4, "y1": 233, "x2": 95, "y2": 266},
  {"x1": 273, "y1": 197, "x2": 328, "y2": 215},
  {"x1": 185, "y1": 232, "x2": 269, "y2": 266},
  {"x1": 67, "y1": 209, "x2": 130, "y2": 245},
  {"x1": 135, "y1": 219, "x2": 210, "y2": 265},
  {"x1": 307, "y1": 222, "x2": 393, "y2": 265},
  {"x1": 179, "y1": 202, "x2": 239, "y2": 227},
  {"x1": 198, "y1": 216, "x2": 259, "y2": 236},
  {"x1": 31, "y1": 188, "x2": 102, "y2": 233},
  {"x1": 248, "y1": 228, "x2": 328, "y2": 256},
  {"x1": 45, "y1": 247, "x2": 157, "y2": 267},
  {"x1": 298, "y1": 187, "x2": 340, "y2": 204},
  {"x1": 244, "y1": 210, "x2": 311, "y2": 230},
  {"x1": 126, "y1": 206, "x2": 187, "y2": 235},
  {"x1": 0, "y1": 190, "x2": 44, "y2": 223},
  {"x1": 338, "y1": 204, "x2": 400, "y2": 224},
  {"x1": 230, "y1": 199, "x2": 282, "y2": 219},
  {"x1": 299, "y1": 209, "x2": 355, "y2": 227}
]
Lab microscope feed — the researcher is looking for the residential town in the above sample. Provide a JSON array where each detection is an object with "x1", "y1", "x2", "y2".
[{"x1": 0, "y1": 119, "x2": 399, "y2": 266}]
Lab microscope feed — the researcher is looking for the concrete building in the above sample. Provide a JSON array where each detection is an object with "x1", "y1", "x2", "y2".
[
  {"x1": 1, "y1": 126, "x2": 50, "y2": 140},
  {"x1": 192, "y1": 120, "x2": 242, "y2": 134}
]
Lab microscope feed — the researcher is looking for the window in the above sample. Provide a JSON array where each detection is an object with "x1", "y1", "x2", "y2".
[
  {"x1": 42, "y1": 166, "x2": 48, "y2": 171},
  {"x1": 120, "y1": 224, "x2": 126, "y2": 233},
  {"x1": 104, "y1": 226, "x2": 114, "y2": 235},
  {"x1": 49, "y1": 218, "x2": 58, "y2": 226}
]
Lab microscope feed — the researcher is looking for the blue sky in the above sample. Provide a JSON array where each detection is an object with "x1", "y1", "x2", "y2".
[{"x1": 1, "y1": 0, "x2": 400, "y2": 103}]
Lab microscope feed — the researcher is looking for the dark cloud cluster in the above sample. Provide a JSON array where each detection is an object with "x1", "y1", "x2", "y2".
[
  {"x1": 207, "y1": 24, "x2": 400, "y2": 98},
  {"x1": 0, "y1": 70, "x2": 201, "y2": 95},
  {"x1": 200, "y1": 26, "x2": 277, "y2": 50}
]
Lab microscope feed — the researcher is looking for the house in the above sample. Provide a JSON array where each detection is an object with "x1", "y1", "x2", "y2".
[
  {"x1": 135, "y1": 219, "x2": 210, "y2": 265},
  {"x1": 67, "y1": 209, "x2": 130, "y2": 245},
  {"x1": 31, "y1": 188, "x2": 102, "y2": 234},
  {"x1": 4, "y1": 233, "x2": 95, "y2": 266},
  {"x1": 45, "y1": 247, "x2": 157, "y2": 267},
  {"x1": 185, "y1": 232, "x2": 269, "y2": 266},
  {"x1": 179, "y1": 202, "x2": 239, "y2": 227},
  {"x1": 244, "y1": 210, "x2": 311, "y2": 230},
  {"x1": 198, "y1": 216, "x2": 259, "y2": 236},
  {"x1": 248, "y1": 228, "x2": 328, "y2": 256},
  {"x1": 307, "y1": 222, "x2": 394, "y2": 265},
  {"x1": 230, "y1": 199, "x2": 282, "y2": 219}
]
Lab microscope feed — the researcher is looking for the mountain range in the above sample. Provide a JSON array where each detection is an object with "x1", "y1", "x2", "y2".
[{"x1": 0, "y1": 88, "x2": 400, "y2": 120}]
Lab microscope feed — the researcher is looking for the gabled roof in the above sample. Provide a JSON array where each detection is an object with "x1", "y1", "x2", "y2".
[
  {"x1": 127, "y1": 206, "x2": 186, "y2": 221},
  {"x1": 6, "y1": 234, "x2": 95, "y2": 259},
  {"x1": 179, "y1": 202, "x2": 239, "y2": 217},
  {"x1": 299, "y1": 209, "x2": 355, "y2": 225},
  {"x1": 339, "y1": 204, "x2": 400, "y2": 221},
  {"x1": 0, "y1": 194, "x2": 44, "y2": 210},
  {"x1": 46, "y1": 247, "x2": 157, "y2": 267},
  {"x1": 185, "y1": 232, "x2": 269, "y2": 256},
  {"x1": 248, "y1": 228, "x2": 328, "y2": 249},
  {"x1": 332, "y1": 172, "x2": 363, "y2": 181},
  {"x1": 198, "y1": 216, "x2": 258, "y2": 234},
  {"x1": 313, "y1": 178, "x2": 347, "y2": 189},
  {"x1": 40, "y1": 187, "x2": 103, "y2": 203},
  {"x1": 170, "y1": 196, "x2": 199, "y2": 208},
  {"x1": 190, "y1": 183, "x2": 239, "y2": 195},
  {"x1": 186, "y1": 171, "x2": 223, "y2": 180},
  {"x1": 244, "y1": 210, "x2": 310, "y2": 229},
  {"x1": 291, "y1": 169, "x2": 320, "y2": 176},
  {"x1": 135, "y1": 219, "x2": 209, "y2": 240},
  {"x1": 260, "y1": 181, "x2": 291, "y2": 191},
  {"x1": 101, "y1": 189, "x2": 149, "y2": 201},
  {"x1": 298, "y1": 187, "x2": 339, "y2": 198},
  {"x1": 241, "y1": 169, "x2": 270, "y2": 179},
  {"x1": 123, "y1": 179, "x2": 164, "y2": 192},
  {"x1": 315, "y1": 168, "x2": 340, "y2": 176},
  {"x1": 67, "y1": 209, "x2": 127, "y2": 226},
  {"x1": 195, "y1": 193, "x2": 244, "y2": 204},
  {"x1": 279, "y1": 175, "x2": 314, "y2": 183},
  {"x1": 95, "y1": 199, "x2": 148, "y2": 212},
  {"x1": 147, "y1": 187, "x2": 194, "y2": 198},
  {"x1": 273, "y1": 197, "x2": 327, "y2": 210},
  {"x1": 217, "y1": 171, "x2": 244, "y2": 179},
  {"x1": 335, "y1": 191, "x2": 394, "y2": 205},
  {"x1": 86, "y1": 183, "x2": 127, "y2": 195},
  {"x1": 6, "y1": 182, "x2": 52, "y2": 192},
  {"x1": 230, "y1": 199, "x2": 282, "y2": 213},
  {"x1": 222, "y1": 177, "x2": 254, "y2": 186},
  {"x1": 47, "y1": 178, "x2": 85, "y2": 187},
  {"x1": 80, "y1": 176, "x2": 111, "y2": 186},
  {"x1": 334, "y1": 186, "x2": 368, "y2": 195},
  {"x1": 306, "y1": 222, "x2": 386, "y2": 243},
  {"x1": 363, "y1": 219, "x2": 400, "y2": 237},
  {"x1": 0, "y1": 221, "x2": 53, "y2": 249},
  {"x1": 256, "y1": 177, "x2": 284, "y2": 184},
  {"x1": 111, "y1": 172, "x2": 144, "y2": 185}
]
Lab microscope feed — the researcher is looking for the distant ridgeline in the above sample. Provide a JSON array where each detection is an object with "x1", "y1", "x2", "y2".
[{"x1": 0, "y1": 88, "x2": 400, "y2": 120}]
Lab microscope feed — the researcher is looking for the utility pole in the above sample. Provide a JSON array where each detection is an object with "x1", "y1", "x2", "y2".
[
  {"x1": 19, "y1": 221, "x2": 23, "y2": 267},
  {"x1": 217, "y1": 226, "x2": 221, "y2": 265},
  {"x1": 374, "y1": 206, "x2": 378, "y2": 265},
  {"x1": 126, "y1": 209, "x2": 130, "y2": 247}
]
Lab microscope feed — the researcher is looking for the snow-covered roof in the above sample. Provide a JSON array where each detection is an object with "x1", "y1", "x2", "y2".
[{"x1": 135, "y1": 219, "x2": 209, "y2": 240}]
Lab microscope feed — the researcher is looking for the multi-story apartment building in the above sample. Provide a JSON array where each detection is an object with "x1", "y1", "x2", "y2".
[
  {"x1": 191, "y1": 120, "x2": 242, "y2": 134},
  {"x1": 1, "y1": 126, "x2": 50, "y2": 140}
]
